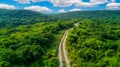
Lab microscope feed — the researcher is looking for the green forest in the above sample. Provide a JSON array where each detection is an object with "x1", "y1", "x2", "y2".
[
  {"x1": 67, "y1": 19, "x2": 120, "y2": 67},
  {"x1": 0, "y1": 21, "x2": 74, "y2": 67},
  {"x1": 0, "y1": 9, "x2": 120, "y2": 67},
  {"x1": 0, "y1": 9, "x2": 74, "y2": 67}
]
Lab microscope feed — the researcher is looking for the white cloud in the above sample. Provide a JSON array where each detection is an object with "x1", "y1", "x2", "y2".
[
  {"x1": 75, "y1": 2, "x2": 93, "y2": 7},
  {"x1": 13, "y1": 0, "x2": 120, "y2": 10},
  {"x1": 14, "y1": 0, "x2": 47, "y2": 3},
  {"x1": 69, "y1": 8, "x2": 82, "y2": 12},
  {"x1": 24, "y1": 6, "x2": 52, "y2": 13},
  {"x1": 75, "y1": 0, "x2": 108, "y2": 7},
  {"x1": 50, "y1": 0, "x2": 108, "y2": 7},
  {"x1": 50, "y1": 0, "x2": 73, "y2": 7},
  {"x1": 58, "y1": 9, "x2": 66, "y2": 13},
  {"x1": 0, "y1": 4, "x2": 16, "y2": 9},
  {"x1": 106, "y1": 3, "x2": 120, "y2": 9},
  {"x1": 90, "y1": 0, "x2": 108, "y2": 5},
  {"x1": 14, "y1": 0, "x2": 30, "y2": 4},
  {"x1": 32, "y1": 0, "x2": 46, "y2": 2}
]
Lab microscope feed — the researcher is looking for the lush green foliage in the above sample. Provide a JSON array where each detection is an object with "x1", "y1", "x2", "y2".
[
  {"x1": 67, "y1": 19, "x2": 120, "y2": 67},
  {"x1": 52, "y1": 10, "x2": 120, "y2": 20},
  {"x1": 1, "y1": 9, "x2": 120, "y2": 67},
  {"x1": 0, "y1": 9, "x2": 57, "y2": 28},
  {"x1": 0, "y1": 13, "x2": 74, "y2": 67}
]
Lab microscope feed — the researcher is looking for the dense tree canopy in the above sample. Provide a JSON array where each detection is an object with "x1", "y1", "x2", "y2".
[
  {"x1": 1, "y1": 9, "x2": 120, "y2": 67},
  {"x1": 67, "y1": 18, "x2": 120, "y2": 67},
  {"x1": 0, "y1": 18, "x2": 74, "y2": 67},
  {"x1": 0, "y1": 9, "x2": 58, "y2": 28}
]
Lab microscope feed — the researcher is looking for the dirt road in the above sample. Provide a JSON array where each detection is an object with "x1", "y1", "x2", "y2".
[
  {"x1": 58, "y1": 23, "x2": 79, "y2": 67},
  {"x1": 58, "y1": 31, "x2": 70, "y2": 67}
]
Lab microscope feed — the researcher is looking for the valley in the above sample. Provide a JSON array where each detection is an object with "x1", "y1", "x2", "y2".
[{"x1": 0, "y1": 9, "x2": 120, "y2": 67}]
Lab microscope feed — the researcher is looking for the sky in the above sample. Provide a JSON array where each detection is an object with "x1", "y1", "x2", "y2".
[{"x1": 0, "y1": 0, "x2": 120, "y2": 13}]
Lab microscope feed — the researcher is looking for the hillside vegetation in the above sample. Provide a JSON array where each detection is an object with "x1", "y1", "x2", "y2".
[
  {"x1": 0, "y1": 9, "x2": 120, "y2": 67},
  {"x1": 67, "y1": 18, "x2": 120, "y2": 67},
  {"x1": 0, "y1": 9, "x2": 57, "y2": 28},
  {"x1": 52, "y1": 10, "x2": 120, "y2": 20},
  {"x1": 0, "y1": 9, "x2": 75, "y2": 67},
  {"x1": 0, "y1": 20, "x2": 74, "y2": 67}
]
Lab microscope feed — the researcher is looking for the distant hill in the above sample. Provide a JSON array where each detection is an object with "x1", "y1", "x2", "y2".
[
  {"x1": 0, "y1": 9, "x2": 57, "y2": 28},
  {"x1": 51, "y1": 10, "x2": 120, "y2": 20},
  {"x1": 1, "y1": 9, "x2": 120, "y2": 28}
]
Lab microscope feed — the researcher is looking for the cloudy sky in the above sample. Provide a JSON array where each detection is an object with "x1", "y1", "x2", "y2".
[{"x1": 0, "y1": 0, "x2": 120, "y2": 13}]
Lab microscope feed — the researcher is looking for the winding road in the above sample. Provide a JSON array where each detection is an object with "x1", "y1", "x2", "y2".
[
  {"x1": 58, "y1": 30, "x2": 70, "y2": 67},
  {"x1": 58, "y1": 23, "x2": 79, "y2": 67}
]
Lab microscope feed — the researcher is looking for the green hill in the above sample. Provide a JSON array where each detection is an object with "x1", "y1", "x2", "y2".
[
  {"x1": 52, "y1": 10, "x2": 120, "y2": 19},
  {"x1": 0, "y1": 9, "x2": 57, "y2": 28},
  {"x1": 1, "y1": 9, "x2": 120, "y2": 67},
  {"x1": 0, "y1": 9, "x2": 74, "y2": 67},
  {"x1": 65, "y1": 11, "x2": 120, "y2": 67}
]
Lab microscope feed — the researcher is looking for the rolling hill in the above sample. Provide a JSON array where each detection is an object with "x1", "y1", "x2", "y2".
[
  {"x1": 0, "y1": 9, "x2": 57, "y2": 28},
  {"x1": 51, "y1": 10, "x2": 120, "y2": 19},
  {"x1": 0, "y1": 9, "x2": 120, "y2": 67}
]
